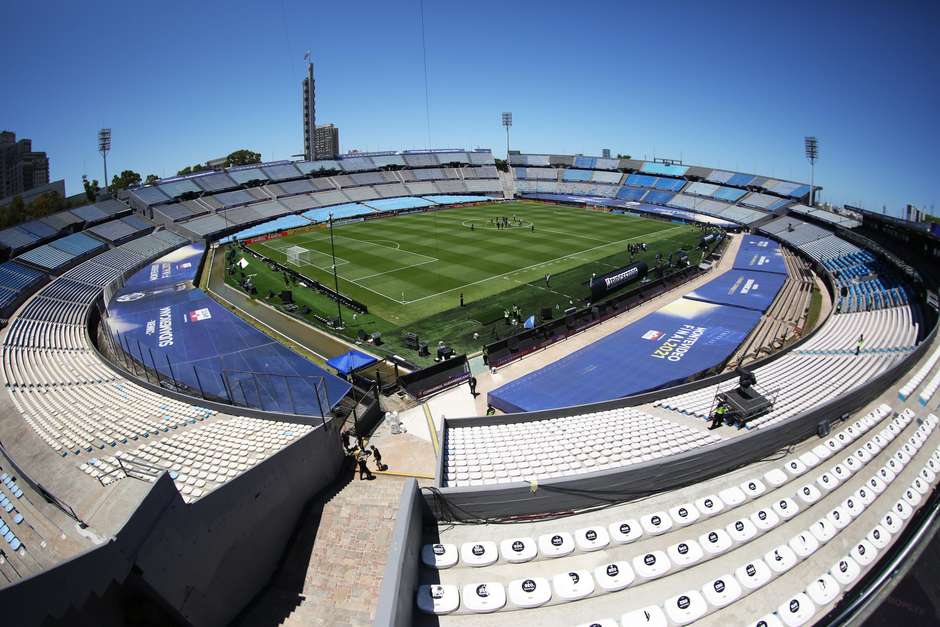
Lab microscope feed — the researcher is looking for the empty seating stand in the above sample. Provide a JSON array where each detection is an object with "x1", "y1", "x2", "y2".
[{"x1": 415, "y1": 404, "x2": 940, "y2": 627}]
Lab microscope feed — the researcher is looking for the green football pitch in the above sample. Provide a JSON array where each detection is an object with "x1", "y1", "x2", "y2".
[{"x1": 232, "y1": 200, "x2": 701, "y2": 362}]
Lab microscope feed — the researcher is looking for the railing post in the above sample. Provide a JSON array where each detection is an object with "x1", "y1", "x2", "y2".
[
  {"x1": 136, "y1": 341, "x2": 151, "y2": 383},
  {"x1": 193, "y1": 366, "x2": 207, "y2": 400}
]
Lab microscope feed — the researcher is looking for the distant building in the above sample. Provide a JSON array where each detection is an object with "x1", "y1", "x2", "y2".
[
  {"x1": 315, "y1": 124, "x2": 340, "y2": 160},
  {"x1": 0, "y1": 131, "x2": 50, "y2": 198},
  {"x1": 302, "y1": 60, "x2": 316, "y2": 161},
  {"x1": 602, "y1": 148, "x2": 611, "y2": 159}
]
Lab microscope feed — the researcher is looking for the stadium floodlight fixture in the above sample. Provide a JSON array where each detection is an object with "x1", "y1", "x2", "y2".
[
  {"x1": 805, "y1": 136, "x2": 818, "y2": 206},
  {"x1": 502, "y1": 112, "x2": 512, "y2": 160},
  {"x1": 98, "y1": 128, "x2": 111, "y2": 194}
]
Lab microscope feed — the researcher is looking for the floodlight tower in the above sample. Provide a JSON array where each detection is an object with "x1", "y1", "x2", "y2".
[
  {"x1": 98, "y1": 128, "x2": 111, "y2": 194},
  {"x1": 502, "y1": 112, "x2": 512, "y2": 161},
  {"x1": 804, "y1": 136, "x2": 818, "y2": 206}
]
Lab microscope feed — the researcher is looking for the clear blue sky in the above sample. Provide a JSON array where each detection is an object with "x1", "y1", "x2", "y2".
[{"x1": 4, "y1": 1, "x2": 938, "y2": 215}]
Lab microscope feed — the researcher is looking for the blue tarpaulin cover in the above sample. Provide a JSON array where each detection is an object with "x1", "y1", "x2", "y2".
[
  {"x1": 684, "y1": 269, "x2": 786, "y2": 312},
  {"x1": 733, "y1": 236, "x2": 787, "y2": 275},
  {"x1": 107, "y1": 244, "x2": 350, "y2": 415},
  {"x1": 326, "y1": 350, "x2": 378, "y2": 375},
  {"x1": 488, "y1": 297, "x2": 761, "y2": 412}
]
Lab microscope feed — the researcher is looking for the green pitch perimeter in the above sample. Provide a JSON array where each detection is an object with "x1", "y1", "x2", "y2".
[{"x1": 231, "y1": 201, "x2": 700, "y2": 363}]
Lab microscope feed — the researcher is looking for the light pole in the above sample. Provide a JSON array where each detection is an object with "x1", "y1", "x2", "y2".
[
  {"x1": 502, "y1": 112, "x2": 512, "y2": 161},
  {"x1": 98, "y1": 128, "x2": 111, "y2": 196},
  {"x1": 328, "y1": 213, "x2": 344, "y2": 329},
  {"x1": 804, "y1": 136, "x2": 818, "y2": 207}
]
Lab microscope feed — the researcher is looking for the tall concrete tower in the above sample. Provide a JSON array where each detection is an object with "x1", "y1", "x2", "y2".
[{"x1": 302, "y1": 54, "x2": 316, "y2": 161}]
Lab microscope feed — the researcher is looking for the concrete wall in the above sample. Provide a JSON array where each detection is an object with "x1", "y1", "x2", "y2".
[
  {"x1": 133, "y1": 417, "x2": 344, "y2": 626},
  {"x1": 373, "y1": 479, "x2": 424, "y2": 627}
]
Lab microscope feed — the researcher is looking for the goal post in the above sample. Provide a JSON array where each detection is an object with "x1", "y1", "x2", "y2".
[{"x1": 286, "y1": 245, "x2": 308, "y2": 266}]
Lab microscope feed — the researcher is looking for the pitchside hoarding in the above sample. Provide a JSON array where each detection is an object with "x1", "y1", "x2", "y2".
[{"x1": 588, "y1": 261, "x2": 648, "y2": 300}]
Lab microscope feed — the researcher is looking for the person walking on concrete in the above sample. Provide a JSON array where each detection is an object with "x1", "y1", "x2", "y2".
[
  {"x1": 469, "y1": 376, "x2": 478, "y2": 397},
  {"x1": 855, "y1": 334, "x2": 864, "y2": 356},
  {"x1": 357, "y1": 454, "x2": 374, "y2": 480},
  {"x1": 371, "y1": 445, "x2": 387, "y2": 471}
]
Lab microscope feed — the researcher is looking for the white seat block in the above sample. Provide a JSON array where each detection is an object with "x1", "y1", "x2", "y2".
[
  {"x1": 461, "y1": 581, "x2": 506, "y2": 613},
  {"x1": 640, "y1": 511, "x2": 673, "y2": 535},
  {"x1": 867, "y1": 525, "x2": 891, "y2": 549},
  {"x1": 740, "y1": 478, "x2": 767, "y2": 498},
  {"x1": 663, "y1": 590, "x2": 708, "y2": 625},
  {"x1": 764, "y1": 467, "x2": 789, "y2": 486},
  {"x1": 499, "y1": 537, "x2": 537, "y2": 563},
  {"x1": 750, "y1": 507, "x2": 780, "y2": 531},
  {"x1": 699, "y1": 528, "x2": 734, "y2": 555},
  {"x1": 777, "y1": 593, "x2": 816, "y2": 627},
  {"x1": 748, "y1": 613, "x2": 784, "y2": 627},
  {"x1": 882, "y1": 511, "x2": 903, "y2": 534},
  {"x1": 421, "y1": 543, "x2": 458, "y2": 569},
  {"x1": 537, "y1": 531, "x2": 575, "y2": 558},
  {"x1": 726, "y1": 517, "x2": 759, "y2": 543},
  {"x1": 788, "y1": 531, "x2": 820, "y2": 558},
  {"x1": 667, "y1": 539, "x2": 704, "y2": 568},
  {"x1": 830, "y1": 556, "x2": 861, "y2": 585},
  {"x1": 796, "y1": 483, "x2": 822, "y2": 505},
  {"x1": 850, "y1": 539, "x2": 877, "y2": 566},
  {"x1": 735, "y1": 559, "x2": 772, "y2": 590},
  {"x1": 508, "y1": 577, "x2": 551, "y2": 608},
  {"x1": 632, "y1": 550, "x2": 672, "y2": 580},
  {"x1": 718, "y1": 486, "x2": 746, "y2": 507},
  {"x1": 668, "y1": 503, "x2": 700, "y2": 527},
  {"x1": 805, "y1": 573, "x2": 840, "y2": 606},
  {"x1": 609, "y1": 519, "x2": 642, "y2": 544},
  {"x1": 772, "y1": 497, "x2": 799, "y2": 520},
  {"x1": 575, "y1": 526, "x2": 610, "y2": 552},
  {"x1": 621, "y1": 605, "x2": 668, "y2": 627},
  {"x1": 416, "y1": 584, "x2": 460, "y2": 615},
  {"x1": 702, "y1": 574, "x2": 742, "y2": 608},
  {"x1": 460, "y1": 541, "x2": 498, "y2": 567},
  {"x1": 765, "y1": 544, "x2": 798, "y2": 574},
  {"x1": 551, "y1": 569, "x2": 594, "y2": 601},
  {"x1": 694, "y1": 494, "x2": 724, "y2": 517},
  {"x1": 594, "y1": 560, "x2": 635, "y2": 592}
]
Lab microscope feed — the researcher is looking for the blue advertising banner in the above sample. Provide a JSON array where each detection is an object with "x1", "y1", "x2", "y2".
[
  {"x1": 733, "y1": 236, "x2": 787, "y2": 275},
  {"x1": 108, "y1": 244, "x2": 350, "y2": 415},
  {"x1": 684, "y1": 269, "x2": 785, "y2": 312},
  {"x1": 488, "y1": 297, "x2": 761, "y2": 412},
  {"x1": 123, "y1": 242, "x2": 206, "y2": 291}
]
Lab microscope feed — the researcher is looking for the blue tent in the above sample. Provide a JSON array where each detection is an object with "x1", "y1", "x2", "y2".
[{"x1": 326, "y1": 350, "x2": 378, "y2": 376}]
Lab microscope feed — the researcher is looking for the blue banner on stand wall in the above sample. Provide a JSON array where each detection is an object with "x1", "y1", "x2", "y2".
[
  {"x1": 108, "y1": 243, "x2": 351, "y2": 416},
  {"x1": 733, "y1": 236, "x2": 787, "y2": 275},
  {"x1": 488, "y1": 297, "x2": 761, "y2": 412},
  {"x1": 684, "y1": 269, "x2": 786, "y2": 312}
]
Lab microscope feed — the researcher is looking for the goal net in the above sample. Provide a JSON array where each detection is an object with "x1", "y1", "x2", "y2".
[{"x1": 286, "y1": 246, "x2": 308, "y2": 266}]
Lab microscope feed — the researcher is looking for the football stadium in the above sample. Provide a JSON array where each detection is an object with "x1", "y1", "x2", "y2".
[{"x1": 3, "y1": 4, "x2": 940, "y2": 627}]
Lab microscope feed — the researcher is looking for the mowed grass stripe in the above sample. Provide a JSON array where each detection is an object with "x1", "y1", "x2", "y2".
[{"x1": 251, "y1": 201, "x2": 697, "y2": 322}]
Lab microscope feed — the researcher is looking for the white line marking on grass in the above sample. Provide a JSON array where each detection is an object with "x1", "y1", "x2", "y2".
[
  {"x1": 400, "y1": 225, "x2": 686, "y2": 305},
  {"x1": 354, "y1": 257, "x2": 439, "y2": 281}
]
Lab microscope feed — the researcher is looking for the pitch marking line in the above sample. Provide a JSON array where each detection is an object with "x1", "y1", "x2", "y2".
[{"x1": 399, "y1": 225, "x2": 687, "y2": 305}]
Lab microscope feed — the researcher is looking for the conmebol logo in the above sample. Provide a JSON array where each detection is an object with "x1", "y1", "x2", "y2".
[{"x1": 642, "y1": 330, "x2": 663, "y2": 341}]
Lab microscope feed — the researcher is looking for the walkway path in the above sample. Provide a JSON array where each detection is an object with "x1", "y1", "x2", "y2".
[{"x1": 235, "y1": 468, "x2": 413, "y2": 627}]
